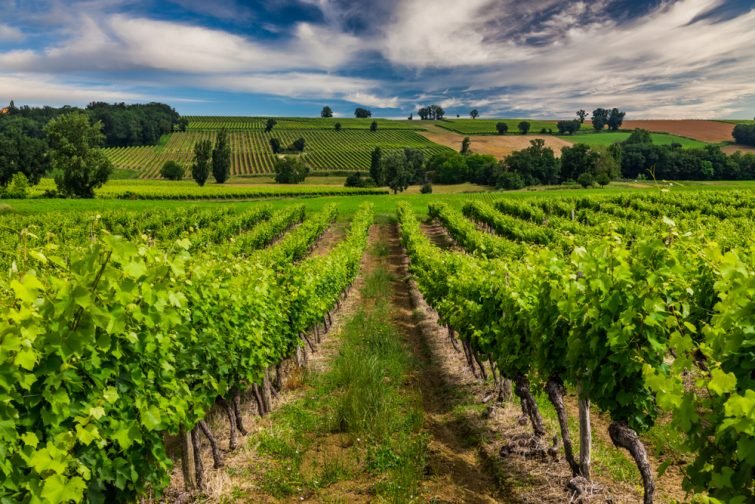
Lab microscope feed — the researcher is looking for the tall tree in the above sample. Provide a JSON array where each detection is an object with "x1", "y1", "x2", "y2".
[
  {"x1": 369, "y1": 147, "x2": 383, "y2": 185},
  {"x1": 404, "y1": 148, "x2": 426, "y2": 183},
  {"x1": 557, "y1": 120, "x2": 581, "y2": 135},
  {"x1": 496, "y1": 122, "x2": 509, "y2": 135},
  {"x1": 470, "y1": 109, "x2": 479, "y2": 119},
  {"x1": 607, "y1": 108, "x2": 626, "y2": 131},
  {"x1": 212, "y1": 129, "x2": 231, "y2": 183},
  {"x1": 354, "y1": 107, "x2": 372, "y2": 118},
  {"x1": 576, "y1": 109, "x2": 588, "y2": 123},
  {"x1": 320, "y1": 106, "x2": 333, "y2": 118},
  {"x1": 44, "y1": 112, "x2": 112, "y2": 198},
  {"x1": 518, "y1": 121, "x2": 531, "y2": 134},
  {"x1": 461, "y1": 136, "x2": 471, "y2": 155},
  {"x1": 192, "y1": 139, "x2": 212, "y2": 186},
  {"x1": 382, "y1": 151, "x2": 411, "y2": 194},
  {"x1": 560, "y1": 143, "x2": 600, "y2": 181},
  {"x1": 265, "y1": 118, "x2": 277, "y2": 132},
  {"x1": 592, "y1": 108, "x2": 609, "y2": 131}
]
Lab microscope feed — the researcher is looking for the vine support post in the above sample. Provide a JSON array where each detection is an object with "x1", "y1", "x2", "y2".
[
  {"x1": 577, "y1": 383, "x2": 592, "y2": 480},
  {"x1": 180, "y1": 429, "x2": 196, "y2": 491}
]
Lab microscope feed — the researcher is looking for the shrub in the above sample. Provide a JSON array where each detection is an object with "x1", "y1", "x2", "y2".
[
  {"x1": 160, "y1": 161, "x2": 184, "y2": 180},
  {"x1": 345, "y1": 172, "x2": 367, "y2": 187},
  {"x1": 420, "y1": 182, "x2": 433, "y2": 194},
  {"x1": 291, "y1": 137, "x2": 306, "y2": 152},
  {"x1": 2, "y1": 172, "x2": 29, "y2": 198},
  {"x1": 518, "y1": 121, "x2": 531, "y2": 134},
  {"x1": 269, "y1": 137, "x2": 282, "y2": 154},
  {"x1": 732, "y1": 123, "x2": 755, "y2": 146},
  {"x1": 495, "y1": 122, "x2": 508, "y2": 135},
  {"x1": 577, "y1": 172, "x2": 595, "y2": 187},
  {"x1": 335, "y1": 122, "x2": 342, "y2": 131},
  {"x1": 497, "y1": 171, "x2": 525, "y2": 190},
  {"x1": 596, "y1": 172, "x2": 611, "y2": 186},
  {"x1": 274, "y1": 156, "x2": 309, "y2": 184},
  {"x1": 370, "y1": 121, "x2": 378, "y2": 132}
]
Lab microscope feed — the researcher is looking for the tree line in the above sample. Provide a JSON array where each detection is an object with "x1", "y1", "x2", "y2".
[{"x1": 0, "y1": 101, "x2": 184, "y2": 197}]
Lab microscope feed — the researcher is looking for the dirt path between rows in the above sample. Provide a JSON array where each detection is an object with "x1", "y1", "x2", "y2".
[{"x1": 386, "y1": 223, "x2": 503, "y2": 503}]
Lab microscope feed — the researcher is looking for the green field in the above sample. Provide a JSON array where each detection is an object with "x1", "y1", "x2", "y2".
[
  {"x1": 717, "y1": 119, "x2": 755, "y2": 125},
  {"x1": 561, "y1": 131, "x2": 707, "y2": 148},
  {"x1": 104, "y1": 129, "x2": 452, "y2": 177},
  {"x1": 436, "y1": 118, "x2": 557, "y2": 135},
  {"x1": 185, "y1": 116, "x2": 427, "y2": 130}
]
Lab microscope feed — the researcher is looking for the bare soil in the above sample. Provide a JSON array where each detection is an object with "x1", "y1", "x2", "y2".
[
  {"x1": 722, "y1": 144, "x2": 755, "y2": 155},
  {"x1": 420, "y1": 124, "x2": 573, "y2": 159},
  {"x1": 622, "y1": 120, "x2": 734, "y2": 143}
]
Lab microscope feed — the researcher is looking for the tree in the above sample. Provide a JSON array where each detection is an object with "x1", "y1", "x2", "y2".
[
  {"x1": 518, "y1": 121, "x2": 531, "y2": 134},
  {"x1": 607, "y1": 108, "x2": 626, "y2": 131},
  {"x1": 177, "y1": 117, "x2": 189, "y2": 132},
  {"x1": 430, "y1": 152, "x2": 469, "y2": 184},
  {"x1": 420, "y1": 182, "x2": 433, "y2": 193},
  {"x1": 461, "y1": 136, "x2": 471, "y2": 155},
  {"x1": 496, "y1": 122, "x2": 509, "y2": 135},
  {"x1": 345, "y1": 171, "x2": 368, "y2": 187},
  {"x1": 382, "y1": 151, "x2": 411, "y2": 194},
  {"x1": 576, "y1": 109, "x2": 588, "y2": 123},
  {"x1": 577, "y1": 172, "x2": 594, "y2": 187},
  {"x1": 274, "y1": 156, "x2": 309, "y2": 183},
  {"x1": 0, "y1": 120, "x2": 49, "y2": 186},
  {"x1": 624, "y1": 128, "x2": 653, "y2": 145},
  {"x1": 503, "y1": 138, "x2": 559, "y2": 186},
  {"x1": 269, "y1": 137, "x2": 282, "y2": 154},
  {"x1": 560, "y1": 143, "x2": 600, "y2": 181},
  {"x1": 354, "y1": 107, "x2": 372, "y2": 118},
  {"x1": 44, "y1": 112, "x2": 112, "y2": 198},
  {"x1": 265, "y1": 118, "x2": 277, "y2": 132},
  {"x1": 470, "y1": 109, "x2": 479, "y2": 119},
  {"x1": 369, "y1": 147, "x2": 383, "y2": 185},
  {"x1": 556, "y1": 120, "x2": 581, "y2": 135},
  {"x1": 465, "y1": 154, "x2": 498, "y2": 185},
  {"x1": 370, "y1": 121, "x2": 378, "y2": 132},
  {"x1": 417, "y1": 105, "x2": 445, "y2": 120},
  {"x1": 334, "y1": 122, "x2": 342, "y2": 132},
  {"x1": 592, "y1": 108, "x2": 609, "y2": 131},
  {"x1": 192, "y1": 139, "x2": 212, "y2": 186},
  {"x1": 160, "y1": 160, "x2": 184, "y2": 180},
  {"x1": 292, "y1": 137, "x2": 306, "y2": 152},
  {"x1": 732, "y1": 124, "x2": 755, "y2": 146},
  {"x1": 321, "y1": 106, "x2": 333, "y2": 118},
  {"x1": 212, "y1": 128, "x2": 231, "y2": 183},
  {"x1": 404, "y1": 148, "x2": 426, "y2": 184},
  {"x1": 408, "y1": 113, "x2": 413, "y2": 120}
]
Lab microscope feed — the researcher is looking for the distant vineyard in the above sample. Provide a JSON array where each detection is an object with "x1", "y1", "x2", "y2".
[{"x1": 103, "y1": 130, "x2": 453, "y2": 178}]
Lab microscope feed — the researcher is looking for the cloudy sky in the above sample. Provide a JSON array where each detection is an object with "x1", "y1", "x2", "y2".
[{"x1": 0, "y1": 0, "x2": 754, "y2": 118}]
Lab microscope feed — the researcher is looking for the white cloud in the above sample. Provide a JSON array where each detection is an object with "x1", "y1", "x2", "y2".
[
  {"x1": 0, "y1": 74, "x2": 146, "y2": 104},
  {"x1": 0, "y1": 23, "x2": 23, "y2": 42},
  {"x1": 343, "y1": 92, "x2": 400, "y2": 108}
]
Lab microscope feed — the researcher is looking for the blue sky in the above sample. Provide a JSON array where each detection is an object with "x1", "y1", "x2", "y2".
[{"x1": 0, "y1": 0, "x2": 754, "y2": 118}]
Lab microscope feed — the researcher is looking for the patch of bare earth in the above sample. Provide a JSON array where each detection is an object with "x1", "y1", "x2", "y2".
[
  {"x1": 622, "y1": 120, "x2": 734, "y2": 143},
  {"x1": 309, "y1": 222, "x2": 346, "y2": 257},
  {"x1": 420, "y1": 220, "x2": 462, "y2": 251},
  {"x1": 159, "y1": 225, "x2": 379, "y2": 503},
  {"x1": 420, "y1": 124, "x2": 573, "y2": 159},
  {"x1": 722, "y1": 144, "x2": 755, "y2": 155}
]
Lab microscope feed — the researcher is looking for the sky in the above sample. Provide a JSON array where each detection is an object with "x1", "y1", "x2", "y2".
[{"x1": 0, "y1": 0, "x2": 754, "y2": 119}]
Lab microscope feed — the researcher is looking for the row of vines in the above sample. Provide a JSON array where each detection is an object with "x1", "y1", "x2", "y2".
[
  {"x1": 104, "y1": 130, "x2": 450, "y2": 178},
  {"x1": 1, "y1": 202, "x2": 374, "y2": 502},
  {"x1": 399, "y1": 191, "x2": 753, "y2": 503}
]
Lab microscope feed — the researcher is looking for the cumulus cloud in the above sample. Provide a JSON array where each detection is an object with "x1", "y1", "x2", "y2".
[{"x1": 0, "y1": 0, "x2": 753, "y2": 116}]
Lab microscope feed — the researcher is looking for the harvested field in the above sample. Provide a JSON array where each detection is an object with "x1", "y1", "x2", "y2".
[
  {"x1": 722, "y1": 144, "x2": 755, "y2": 155},
  {"x1": 421, "y1": 125, "x2": 573, "y2": 159},
  {"x1": 621, "y1": 120, "x2": 733, "y2": 143}
]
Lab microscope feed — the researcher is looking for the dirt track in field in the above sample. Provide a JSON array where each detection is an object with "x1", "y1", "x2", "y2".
[
  {"x1": 420, "y1": 125, "x2": 573, "y2": 159},
  {"x1": 621, "y1": 120, "x2": 734, "y2": 142}
]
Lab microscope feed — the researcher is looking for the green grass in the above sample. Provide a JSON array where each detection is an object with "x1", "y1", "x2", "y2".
[
  {"x1": 436, "y1": 118, "x2": 557, "y2": 135},
  {"x1": 245, "y1": 264, "x2": 426, "y2": 502},
  {"x1": 716, "y1": 119, "x2": 755, "y2": 125},
  {"x1": 8, "y1": 179, "x2": 755, "y2": 219},
  {"x1": 560, "y1": 131, "x2": 707, "y2": 148}
]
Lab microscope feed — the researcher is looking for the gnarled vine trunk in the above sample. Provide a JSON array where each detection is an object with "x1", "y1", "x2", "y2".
[
  {"x1": 514, "y1": 374, "x2": 546, "y2": 437},
  {"x1": 545, "y1": 376, "x2": 580, "y2": 476},
  {"x1": 577, "y1": 384, "x2": 592, "y2": 480},
  {"x1": 609, "y1": 421, "x2": 654, "y2": 504}
]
